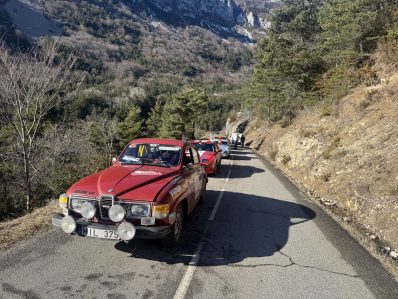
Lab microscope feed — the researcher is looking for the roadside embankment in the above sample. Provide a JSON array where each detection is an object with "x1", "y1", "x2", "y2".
[
  {"x1": 0, "y1": 201, "x2": 58, "y2": 252},
  {"x1": 245, "y1": 73, "x2": 398, "y2": 270}
]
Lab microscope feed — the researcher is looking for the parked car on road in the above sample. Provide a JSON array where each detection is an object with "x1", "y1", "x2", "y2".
[
  {"x1": 191, "y1": 140, "x2": 222, "y2": 175},
  {"x1": 53, "y1": 138, "x2": 207, "y2": 246},
  {"x1": 220, "y1": 139, "x2": 231, "y2": 158}
]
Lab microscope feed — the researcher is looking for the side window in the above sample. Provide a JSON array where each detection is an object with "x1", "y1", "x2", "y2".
[
  {"x1": 191, "y1": 147, "x2": 200, "y2": 164},
  {"x1": 184, "y1": 148, "x2": 193, "y2": 165}
]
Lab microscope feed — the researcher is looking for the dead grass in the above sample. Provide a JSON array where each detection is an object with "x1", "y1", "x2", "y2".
[{"x1": 0, "y1": 201, "x2": 58, "y2": 252}]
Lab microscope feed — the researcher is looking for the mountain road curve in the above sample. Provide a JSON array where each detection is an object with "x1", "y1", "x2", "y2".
[{"x1": 0, "y1": 148, "x2": 397, "y2": 299}]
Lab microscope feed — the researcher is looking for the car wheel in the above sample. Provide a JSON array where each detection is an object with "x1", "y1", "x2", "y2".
[
  {"x1": 162, "y1": 205, "x2": 183, "y2": 247},
  {"x1": 199, "y1": 184, "x2": 206, "y2": 204}
]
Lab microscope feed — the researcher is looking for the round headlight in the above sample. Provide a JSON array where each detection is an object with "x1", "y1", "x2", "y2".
[
  {"x1": 81, "y1": 202, "x2": 96, "y2": 219},
  {"x1": 109, "y1": 205, "x2": 125, "y2": 222},
  {"x1": 61, "y1": 215, "x2": 76, "y2": 234},
  {"x1": 117, "y1": 222, "x2": 136, "y2": 241}
]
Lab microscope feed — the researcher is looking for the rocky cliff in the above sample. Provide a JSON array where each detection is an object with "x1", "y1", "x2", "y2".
[{"x1": 126, "y1": 0, "x2": 280, "y2": 38}]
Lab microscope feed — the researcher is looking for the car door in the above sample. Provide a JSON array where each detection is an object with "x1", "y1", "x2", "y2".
[
  {"x1": 182, "y1": 146, "x2": 196, "y2": 214},
  {"x1": 213, "y1": 143, "x2": 222, "y2": 167},
  {"x1": 190, "y1": 146, "x2": 204, "y2": 206}
]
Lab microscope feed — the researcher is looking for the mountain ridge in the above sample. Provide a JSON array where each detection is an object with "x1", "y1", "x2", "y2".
[{"x1": 2, "y1": 0, "x2": 281, "y2": 42}]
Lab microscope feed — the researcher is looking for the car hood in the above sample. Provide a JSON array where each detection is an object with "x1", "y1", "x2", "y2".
[{"x1": 67, "y1": 164, "x2": 180, "y2": 202}]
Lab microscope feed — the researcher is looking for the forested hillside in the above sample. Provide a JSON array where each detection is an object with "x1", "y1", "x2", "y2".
[{"x1": 248, "y1": 0, "x2": 398, "y2": 124}]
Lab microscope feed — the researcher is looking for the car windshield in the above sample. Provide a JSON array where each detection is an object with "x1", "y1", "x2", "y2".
[
  {"x1": 119, "y1": 144, "x2": 182, "y2": 167},
  {"x1": 193, "y1": 143, "x2": 215, "y2": 152}
]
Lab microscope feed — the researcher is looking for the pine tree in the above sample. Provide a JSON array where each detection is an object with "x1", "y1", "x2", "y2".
[
  {"x1": 158, "y1": 89, "x2": 208, "y2": 139},
  {"x1": 249, "y1": 0, "x2": 324, "y2": 122},
  {"x1": 318, "y1": 0, "x2": 377, "y2": 67},
  {"x1": 117, "y1": 105, "x2": 142, "y2": 147},
  {"x1": 145, "y1": 97, "x2": 164, "y2": 137}
]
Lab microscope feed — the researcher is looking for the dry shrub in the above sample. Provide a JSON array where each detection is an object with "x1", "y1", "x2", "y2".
[
  {"x1": 269, "y1": 148, "x2": 278, "y2": 161},
  {"x1": 281, "y1": 154, "x2": 291, "y2": 165},
  {"x1": 322, "y1": 137, "x2": 341, "y2": 159}
]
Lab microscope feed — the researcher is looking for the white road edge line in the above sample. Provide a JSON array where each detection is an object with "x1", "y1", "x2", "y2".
[{"x1": 173, "y1": 158, "x2": 233, "y2": 299}]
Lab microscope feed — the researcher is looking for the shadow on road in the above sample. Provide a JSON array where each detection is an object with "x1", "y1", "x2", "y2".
[
  {"x1": 229, "y1": 154, "x2": 256, "y2": 161},
  {"x1": 226, "y1": 164, "x2": 264, "y2": 179},
  {"x1": 115, "y1": 190, "x2": 316, "y2": 266}
]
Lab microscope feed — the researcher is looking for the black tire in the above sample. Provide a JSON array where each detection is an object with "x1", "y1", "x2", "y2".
[
  {"x1": 199, "y1": 184, "x2": 206, "y2": 204},
  {"x1": 162, "y1": 205, "x2": 183, "y2": 247}
]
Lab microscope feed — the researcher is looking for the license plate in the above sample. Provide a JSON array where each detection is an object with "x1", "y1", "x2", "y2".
[{"x1": 80, "y1": 227, "x2": 119, "y2": 240}]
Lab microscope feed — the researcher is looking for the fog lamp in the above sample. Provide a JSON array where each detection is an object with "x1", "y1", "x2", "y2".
[
  {"x1": 109, "y1": 205, "x2": 125, "y2": 222},
  {"x1": 61, "y1": 215, "x2": 76, "y2": 234},
  {"x1": 81, "y1": 202, "x2": 96, "y2": 219},
  {"x1": 117, "y1": 222, "x2": 136, "y2": 241}
]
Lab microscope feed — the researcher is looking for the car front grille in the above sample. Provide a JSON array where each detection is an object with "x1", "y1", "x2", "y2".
[{"x1": 99, "y1": 195, "x2": 117, "y2": 220}]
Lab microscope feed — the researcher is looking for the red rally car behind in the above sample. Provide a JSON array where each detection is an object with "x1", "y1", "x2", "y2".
[
  {"x1": 190, "y1": 140, "x2": 222, "y2": 175},
  {"x1": 53, "y1": 138, "x2": 207, "y2": 246}
]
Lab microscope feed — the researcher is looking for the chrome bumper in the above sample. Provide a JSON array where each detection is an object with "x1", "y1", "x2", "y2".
[{"x1": 52, "y1": 213, "x2": 171, "y2": 239}]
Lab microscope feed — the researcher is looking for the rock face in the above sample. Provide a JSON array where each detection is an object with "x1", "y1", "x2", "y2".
[
  {"x1": 225, "y1": 110, "x2": 251, "y2": 138},
  {"x1": 2, "y1": 0, "x2": 281, "y2": 42},
  {"x1": 143, "y1": 0, "x2": 244, "y2": 27},
  {"x1": 128, "y1": 0, "x2": 280, "y2": 33}
]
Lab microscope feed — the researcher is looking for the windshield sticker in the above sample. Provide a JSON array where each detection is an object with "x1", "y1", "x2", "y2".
[
  {"x1": 169, "y1": 185, "x2": 182, "y2": 197},
  {"x1": 159, "y1": 146, "x2": 180, "y2": 151},
  {"x1": 138, "y1": 145, "x2": 146, "y2": 157},
  {"x1": 122, "y1": 155, "x2": 139, "y2": 162},
  {"x1": 132, "y1": 170, "x2": 162, "y2": 176}
]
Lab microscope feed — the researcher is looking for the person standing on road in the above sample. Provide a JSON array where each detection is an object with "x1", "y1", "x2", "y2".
[
  {"x1": 240, "y1": 135, "x2": 245, "y2": 148},
  {"x1": 231, "y1": 133, "x2": 238, "y2": 149}
]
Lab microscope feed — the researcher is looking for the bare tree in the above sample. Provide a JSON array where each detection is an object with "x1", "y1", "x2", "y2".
[{"x1": 0, "y1": 40, "x2": 76, "y2": 211}]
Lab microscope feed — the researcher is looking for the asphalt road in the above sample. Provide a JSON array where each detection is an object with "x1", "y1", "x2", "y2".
[{"x1": 1, "y1": 148, "x2": 397, "y2": 299}]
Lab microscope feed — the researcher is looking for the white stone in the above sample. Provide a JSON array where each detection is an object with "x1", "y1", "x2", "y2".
[{"x1": 390, "y1": 250, "x2": 398, "y2": 260}]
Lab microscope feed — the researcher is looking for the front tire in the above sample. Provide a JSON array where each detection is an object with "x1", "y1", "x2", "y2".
[
  {"x1": 199, "y1": 184, "x2": 207, "y2": 204},
  {"x1": 162, "y1": 205, "x2": 183, "y2": 247}
]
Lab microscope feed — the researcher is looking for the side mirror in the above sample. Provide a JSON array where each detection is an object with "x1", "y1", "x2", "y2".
[
  {"x1": 112, "y1": 157, "x2": 117, "y2": 164},
  {"x1": 183, "y1": 163, "x2": 194, "y2": 171}
]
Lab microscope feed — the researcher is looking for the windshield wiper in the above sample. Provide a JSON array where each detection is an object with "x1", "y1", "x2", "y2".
[
  {"x1": 141, "y1": 161, "x2": 170, "y2": 168},
  {"x1": 120, "y1": 161, "x2": 143, "y2": 165}
]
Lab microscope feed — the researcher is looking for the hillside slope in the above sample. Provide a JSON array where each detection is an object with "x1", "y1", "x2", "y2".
[{"x1": 245, "y1": 71, "x2": 398, "y2": 252}]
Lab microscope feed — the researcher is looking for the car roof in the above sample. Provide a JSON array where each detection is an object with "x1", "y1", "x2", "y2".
[
  {"x1": 129, "y1": 138, "x2": 186, "y2": 147},
  {"x1": 190, "y1": 139, "x2": 214, "y2": 144}
]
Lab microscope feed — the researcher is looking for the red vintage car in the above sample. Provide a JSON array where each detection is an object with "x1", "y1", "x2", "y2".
[
  {"x1": 53, "y1": 138, "x2": 207, "y2": 246},
  {"x1": 190, "y1": 140, "x2": 222, "y2": 175}
]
